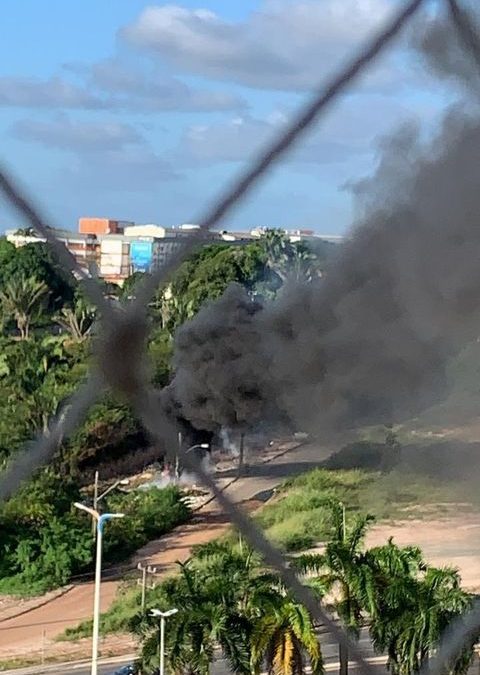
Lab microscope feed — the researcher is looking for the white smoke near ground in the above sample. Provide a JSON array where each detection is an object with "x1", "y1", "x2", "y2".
[{"x1": 219, "y1": 428, "x2": 240, "y2": 456}]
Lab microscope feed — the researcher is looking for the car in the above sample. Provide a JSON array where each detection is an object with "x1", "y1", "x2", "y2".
[{"x1": 112, "y1": 665, "x2": 136, "y2": 675}]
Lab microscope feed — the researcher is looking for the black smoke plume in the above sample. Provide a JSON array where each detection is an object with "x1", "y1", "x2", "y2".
[{"x1": 163, "y1": 17, "x2": 480, "y2": 436}]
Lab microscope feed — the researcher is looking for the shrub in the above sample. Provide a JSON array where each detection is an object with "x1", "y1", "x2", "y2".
[{"x1": 323, "y1": 440, "x2": 393, "y2": 471}]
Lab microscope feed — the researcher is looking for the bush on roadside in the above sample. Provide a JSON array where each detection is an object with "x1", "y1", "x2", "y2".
[{"x1": 0, "y1": 474, "x2": 191, "y2": 596}]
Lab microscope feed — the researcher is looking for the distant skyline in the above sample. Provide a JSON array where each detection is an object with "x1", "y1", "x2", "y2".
[{"x1": 0, "y1": 1, "x2": 459, "y2": 235}]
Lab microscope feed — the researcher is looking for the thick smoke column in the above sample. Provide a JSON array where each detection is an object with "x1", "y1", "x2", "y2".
[
  {"x1": 165, "y1": 21, "x2": 480, "y2": 435},
  {"x1": 166, "y1": 284, "x2": 285, "y2": 432}
]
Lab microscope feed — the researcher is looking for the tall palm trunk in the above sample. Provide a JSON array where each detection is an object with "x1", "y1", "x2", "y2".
[{"x1": 339, "y1": 641, "x2": 348, "y2": 675}]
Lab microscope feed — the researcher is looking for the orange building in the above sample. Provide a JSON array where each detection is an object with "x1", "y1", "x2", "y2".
[{"x1": 78, "y1": 217, "x2": 133, "y2": 236}]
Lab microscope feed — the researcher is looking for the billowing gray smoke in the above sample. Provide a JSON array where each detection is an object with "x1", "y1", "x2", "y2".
[
  {"x1": 415, "y1": 6, "x2": 480, "y2": 91},
  {"x1": 165, "y1": 284, "x2": 286, "y2": 432},
  {"x1": 164, "y1": 19, "x2": 480, "y2": 435}
]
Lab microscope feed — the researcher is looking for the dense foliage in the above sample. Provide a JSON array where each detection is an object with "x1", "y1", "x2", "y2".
[
  {"x1": 0, "y1": 473, "x2": 190, "y2": 594},
  {"x1": 74, "y1": 500, "x2": 474, "y2": 675},
  {"x1": 0, "y1": 229, "x2": 332, "y2": 594}
]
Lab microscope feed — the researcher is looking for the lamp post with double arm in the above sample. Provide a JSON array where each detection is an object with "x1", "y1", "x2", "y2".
[{"x1": 74, "y1": 502, "x2": 125, "y2": 675}]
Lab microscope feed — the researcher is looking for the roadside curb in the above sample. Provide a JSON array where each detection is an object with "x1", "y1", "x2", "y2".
[
  {"x1": 0, "y1": 652, "x2": 135, "y2": 674},
  {"x1": 0, "y1": 585, "x2": 74, "y2": 626}
]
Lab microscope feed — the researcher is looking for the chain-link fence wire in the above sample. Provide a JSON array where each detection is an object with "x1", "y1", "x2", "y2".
[{"x1": 1, "y1": 0, "x2": 480, "y2": 671}]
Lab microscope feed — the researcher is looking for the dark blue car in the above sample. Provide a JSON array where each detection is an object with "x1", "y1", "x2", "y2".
[{"x1": 113, "y1": 666, "x2": 136, "y2": 675}]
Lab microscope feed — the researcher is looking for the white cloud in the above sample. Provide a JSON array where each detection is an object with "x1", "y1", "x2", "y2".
[
  {"x1": 88, "y1": 57, "x2": 246, "y2": 112},
  {"x1": 0, "y1": 64, "x2": 246, "y2": 113},
  {"x1": 11, "y1": 116, "x2": 141, "y2": 151},
  {"x1": 0, "y1": 76, "x2": 105, "y2": 109},
  {"x1": 10, "y1": 115, "x2": 179, "y2": 190},
  {"x1": 176, "y1": 95, "x2": 416, "y2": 167},
  {"x1": 122, "y1": 0, "x2": 412, "y2": 92}
]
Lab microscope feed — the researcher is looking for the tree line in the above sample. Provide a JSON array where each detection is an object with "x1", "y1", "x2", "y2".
[
  {"x1": 132, "y1": 502, "x2": 475, "y2": 675},
  {"x1": 0, "y1": 230, "x2": 332, "y2": 593}
]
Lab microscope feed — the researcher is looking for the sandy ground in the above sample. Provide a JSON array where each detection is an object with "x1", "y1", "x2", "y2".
[{"x1": 366, "y1": 511, "x2": 480, "y2": 591}]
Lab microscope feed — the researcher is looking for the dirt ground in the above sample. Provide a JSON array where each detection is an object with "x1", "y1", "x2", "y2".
[{"x1": 366, "y1": 510, "x2": 480, "y2": 591}]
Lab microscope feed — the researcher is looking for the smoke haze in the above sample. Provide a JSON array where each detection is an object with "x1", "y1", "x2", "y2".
[{"x1": 163, "y1": 11, "x2": 480, "y2": 436}]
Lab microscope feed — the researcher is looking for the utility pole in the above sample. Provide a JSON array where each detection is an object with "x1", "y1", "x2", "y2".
[
  {"x1": 92, "y1": 471, "x2": 99, "y2": 537},
  {"x1": 137, "y1": 562, "x2": 157, "y2": 612},
  {"x1": 238, "y1": 432, "x2": 245, "y2": 477},
  {"x1": 175, "y1": 432, "x2": 182, "y2": 481}
]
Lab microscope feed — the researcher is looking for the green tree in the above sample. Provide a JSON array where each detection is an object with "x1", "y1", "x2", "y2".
[
  {"x1": 294, "y1": 503, "x2": 375, "y2": 675},
  {"x1": 55, "y1": 292, "x2": 96, "y2": 342},
  {"x1": 365, "y1": 543, "x2": 474, "y2": 675},
  {"x1": 134, "y1": 541, "x2": 322, "y2": 675},
  {"x1": 0, "y1": 242, "x2": 75, "y2": 312},
  {"x1": 251, "y1": 599, "x2": 323, "y2": 675},
  {"x1": 159, "y1": 243, "x2": 267, "y2": 333},
  {"x1": 121, "y1": 271, "x2": 148, "y2": 300},
  {"x1": 0, "y1": 274, "x2": 49, "y2": 339},
  {"x1": 258, "y1": 230, "x2": 325, "y2": 286}
]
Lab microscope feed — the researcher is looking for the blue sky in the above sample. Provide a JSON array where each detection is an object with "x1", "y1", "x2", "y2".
[{"x1": 0, "y1": 0, "x2": 461, "y2": 234}]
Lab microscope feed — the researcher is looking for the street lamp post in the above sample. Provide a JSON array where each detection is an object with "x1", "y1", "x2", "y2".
[
  {"x1": 186, "y1": 443, "x2": 210, "y2": 455},
  {"x1": 74, "y1": 502, "x2": 124, "y2": 675},
  {"x1": 178, "y1": 443, "x2": 209, "y2": 480},
  {"x1": 91, "y1": 472, "x2": 129, "y2": 537},
  {"x1": 150, "y1": 608, "x2": 178, "y2": 675},
  {"x1": 93, "y1": 473, "x2": 130, "y2": 513}
]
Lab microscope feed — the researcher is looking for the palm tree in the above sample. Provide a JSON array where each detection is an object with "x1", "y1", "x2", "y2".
[
  {"x1": 251, "y1": 598, "x2": 323, "y2": 675},
  {"x1": 261, "y1": 229, "x2": 292, "y2": 282},
  {"x1": 133, "y1": 542, "x2": 257, "y2": 674},
  {"x1": 0, "y1": 274, "x2": 49, "y2": 339},
  {"x1": 54, "y1": 294, "x2": 95, "y2": 342},
  {"x1": 134, "y1": 540, "x2": 323, "y2": 675},
  {"x1": 294, "y1": 503, "x2": 375, "y2": 675},
  {"x1": 259, "y1": 230, "x2": 322, "y2": 284},
  {"x1": 366, "y1": 549, "x2": 474, "y2": 675}
]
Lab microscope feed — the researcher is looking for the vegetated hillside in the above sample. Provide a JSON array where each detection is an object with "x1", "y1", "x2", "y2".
[
  {"x1": 0, "y1": 474, "x2": 190, "y2": 595},
  {"x1": 0, "y1": 231, "x2": 334, "y2": 596},
  {"x1": 256, "y1": 467, "x2": 468, "y2": 552}
]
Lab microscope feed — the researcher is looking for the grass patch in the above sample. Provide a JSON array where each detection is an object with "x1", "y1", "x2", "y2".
[
  {"x1": 0, "y1": 575, "x2": 53, "y2": 597},
  {"x1": 256, "y1": 468, "x2": 463, "y2": 551},
  {"x1": 59, "y1": 584, "x2": 141, "y2": 641}
]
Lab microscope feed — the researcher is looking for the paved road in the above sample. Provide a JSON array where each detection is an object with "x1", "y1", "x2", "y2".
[{"x1": 9, "y1": 635, "x2": 377, "y2": 675}]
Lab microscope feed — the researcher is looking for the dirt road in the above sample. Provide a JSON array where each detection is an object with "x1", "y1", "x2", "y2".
[
  {"x1": 0, "y1": 440, "x2": 332, "y2": 658},
  {"x1": 366, "y1": 511, "x2": 480, "y2": 591}
]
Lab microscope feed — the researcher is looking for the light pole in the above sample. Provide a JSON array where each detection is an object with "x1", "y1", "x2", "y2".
[
  {"x1": 74, "y1": 502, "x2": 125, "y2": 675},
  {"x1": 92, "y1": 472, "x2": 129, "y2": 537},
  {"x1": 93, "y1": 473, "x2": 129, "y2": 513},
  {"x1": 150, "y1": 608, "x2": 178, "y2": 675},
  {"x1": 186, "y1": 443, "x2": 209, "y2": 454},
  {"x1": 178, "y1": 443, "x2": 209, "y2": 480}
]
